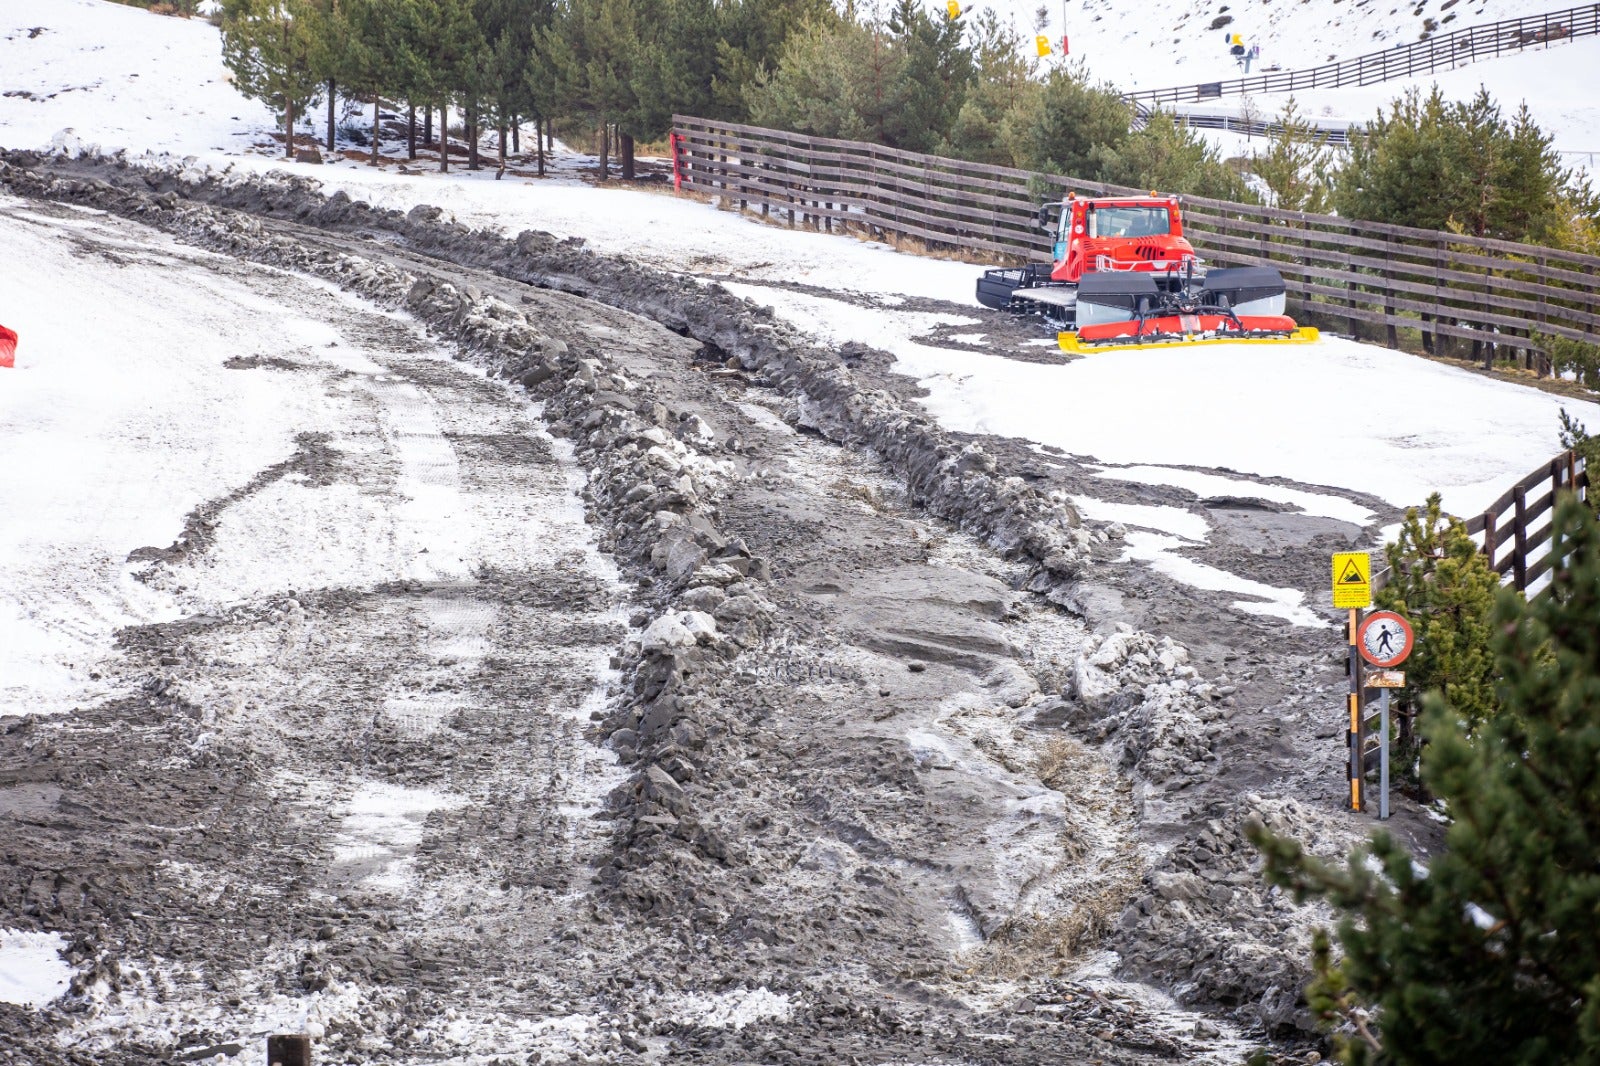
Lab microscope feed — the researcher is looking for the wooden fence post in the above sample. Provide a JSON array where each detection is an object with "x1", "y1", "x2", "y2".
[
  {"x1": 1384, "y1": 232, "x2": 1399, "y2": 349},
  {"x1": 1347, "y1": 225, "x2": 1361, "y2": 337},
  {"x1": 268, "y1": 1035, "x2": 311, "y2": 1066},
  {"x1": 1483, "y1": 511, "x2": 1497, "y2": 568},
  {"x1": 1513, "y1": 486, "x2": 1529, "y2": 591}
]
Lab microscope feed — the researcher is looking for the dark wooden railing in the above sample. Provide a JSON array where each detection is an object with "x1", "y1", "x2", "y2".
[
  {"x1": 1369, "y1": 449, "x2": 1589, "y2": 598},
  {"x1": 1124, "y1": 3, "x2": 1600, "y2": 106},
  {"x1": 1466, "y1": 449, "x2": 1590, "y2": 592},
  {"x1": 672, "y1": 115, "x2": 1600, "y2": 363}
]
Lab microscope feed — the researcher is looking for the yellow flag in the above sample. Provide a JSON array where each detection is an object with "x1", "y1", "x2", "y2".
[
  {"x1": 946, "y1": 0, "x2": 961, "y2": 18},
  {"x1": 1035, "y1": 34, "x2": 1051, "y2": 56}
]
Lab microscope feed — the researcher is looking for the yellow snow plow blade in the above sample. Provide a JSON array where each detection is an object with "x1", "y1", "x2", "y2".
[{"x1": 1058, "y1": 326, "x2": 1320, "y2": 354}]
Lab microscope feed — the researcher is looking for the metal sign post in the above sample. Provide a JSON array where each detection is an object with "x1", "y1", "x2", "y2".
[
  {"x1": 1359, "y1": 612, "x2": 1413, "y2": 821},
  {"x1": 1332, "y1": 553, "x2": 1373, "y2": 812},
  {"x1": 1379, "y1": 689, "x2": 1391, "y2": 820}
]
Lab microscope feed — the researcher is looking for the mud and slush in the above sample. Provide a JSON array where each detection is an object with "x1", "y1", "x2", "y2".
[{"x1": 0, "y1": 152, "x2": 1441, "y2": 1064}]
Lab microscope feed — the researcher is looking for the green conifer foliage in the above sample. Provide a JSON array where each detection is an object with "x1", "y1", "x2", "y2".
[
  {"x1": 1250, "y1": 96, "x2": 1334, "y2": 213},
  {"x1": 220, "y1": 0, "x2": 324, "y2": 157},
  {"x1": 1251, "y1": 496, "x2": 1600, "y2": 1065},
  {"x1": 1336, "y1": 86, "x2": 1574, "y2": 244},
  {"x1": 1375, "y1": 492, "x2": 1499, "y2": 763},
  {"x1": 1559, "y1": 410, "x2": 1600, "y2": 515}
]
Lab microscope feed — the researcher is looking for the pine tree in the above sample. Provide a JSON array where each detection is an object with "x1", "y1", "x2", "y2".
[
  {"x1": 403, "y1": 0, "x2": 486, "y2": 172},
  {"x1": 714, "y1": 0, "x2": 838, "y2": 120},
  {"x1": 943, "y1": 9, "x2": 1038, "y2": 166},
  {"x1": 1336, "y1": 87, "x2": 1456, "y2": 233},
  {"x1": 1016, "y1": 62, "x2": 1133, "y2": 181},
  {"x1": 745, "y1": 16, "x2": 880, "y2": 143},
  {"x1": 220, "y1": 0, "x2": 324, "y2": 157},
  {"x1": 624, "y1": 0, "x2": 718, "y2": 155},
  {"x1": 329, "y1": 0, "x2": 402, "y2": 164},
  {"x1": 883, "y1": 0, "x2": 972, "y2": 155},
  {"x1": 1559, "y1": 409, "x2": 1600, "y2": 514},
  {"x1": 1336, "y1": 85, "x2": 1576, "y2": 244},
  {"x1": 1251, "y1": 495, "x2": 1600, "y2": 1065},
  {"x1": 1102, "y1": 110, "x2": 1255, "y2": 201},
  {"x1": 1375, "y1": 492, "x2": 1499, "y2": 771},
  {"x1": 1250, "y1": 96, "x2": 1334, "y2": 213}
]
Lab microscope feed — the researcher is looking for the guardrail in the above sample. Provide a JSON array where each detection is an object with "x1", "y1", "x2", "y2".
[
  {"x1": 671, "y1": 115, "x2": 1600, "y2": 362},
  {"x1": 1161, "y1": 110, "x2": 1354, "y2": 145},
  {"x1": 1124, "y1": 3, "x2": 1600, "y2": 106}
]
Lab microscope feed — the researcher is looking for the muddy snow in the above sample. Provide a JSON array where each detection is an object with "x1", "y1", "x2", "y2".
[{"x1": 0, "y1": 151, "x2": 1470, "y2": 1065}]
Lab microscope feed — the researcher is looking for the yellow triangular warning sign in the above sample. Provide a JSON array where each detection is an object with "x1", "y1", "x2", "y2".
[{"x1": 1339, "y1": 558, "x2": 1365, "y2": 583}]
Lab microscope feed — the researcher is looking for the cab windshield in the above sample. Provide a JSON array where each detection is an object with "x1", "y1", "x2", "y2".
[{"x1": 1087, "y1": 206, "x2": 1171, "y2": 239}]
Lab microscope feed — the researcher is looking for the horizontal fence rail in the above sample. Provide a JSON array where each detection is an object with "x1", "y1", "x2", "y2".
[
  {"x1": 1371, "y1": 450, "x2": 1590, "y2": 599},
  {"x1": 1464, "y1": 449, "x2": 1590, "y2": 593},
  {"x1": 672, "y1": 115, "x2": 1600, "y2": 365},
  {"x1": 1124, "y1": 3, "x2": 1600, "y2": 105},
  {"x1": 1148, "y1": 108, "x2": 1355, "y2": 144}
]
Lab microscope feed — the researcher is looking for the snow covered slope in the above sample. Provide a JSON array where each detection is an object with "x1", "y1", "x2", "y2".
[
  {"x1": 1, "y1": 0, "x2": 1596, "y2": 621},
  {"x1": 1006, "y1": 0, "x2": 1579, "y2": 86},
  {"x1": 976, "y1": 0, "x2": 1600, "y2": 159}
]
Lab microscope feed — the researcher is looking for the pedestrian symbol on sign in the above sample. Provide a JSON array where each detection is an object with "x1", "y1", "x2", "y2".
[{"x1": 1359, "y1": 611, "x2": 1413, "y2": 668}]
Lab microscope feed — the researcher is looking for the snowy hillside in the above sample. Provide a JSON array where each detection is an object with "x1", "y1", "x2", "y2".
[
  {"x1": 978, "y1": 0, "x2": 1600, "y2": 163},
  {"x1": 1, "y1": 0, "x2": 1596, "y2": 527},
  {"x1": 2, "y1": 4, "x2": 1599, "y2": 1060},
  {"x1": 1005, "y1": 0, "x2": 1572, "y2": 84}
]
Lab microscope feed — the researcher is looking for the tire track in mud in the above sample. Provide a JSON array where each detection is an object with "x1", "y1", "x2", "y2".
[
  {"x1": 0, "y1": 244, "x2": 638, "y2": 1062},
  {"x1": 0, "y1": 156, "x2": 1383, "y2": 1062}
]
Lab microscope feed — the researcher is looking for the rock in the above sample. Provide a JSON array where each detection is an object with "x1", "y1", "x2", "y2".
[
  {"x1": 521, "y1": 361, "x2": 558, "y2": 388},
  {"x1": 679, "y1": 611, "x2": 719, "y2": 646},
  {"x1": 1152, "y1": 871, "x2": 1205, "y2": 901},
  {"x1": 640, "y1": 614, "x2": 696, "y2": 653},
  {"x1": 294, "y1": 146, "x2": 323, "y2": 165},
  {"x1": 680, "y1": 585, "x2": 726, "y2": 613}
]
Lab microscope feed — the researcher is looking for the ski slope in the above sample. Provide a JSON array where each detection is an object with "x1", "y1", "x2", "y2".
[{"x1": 1, "y1": 0, "x2": 1597, "y2": 588}]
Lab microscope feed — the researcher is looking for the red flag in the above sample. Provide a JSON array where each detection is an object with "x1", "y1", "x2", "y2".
[{"x1": 0, "y1": 325, "x2": 15, "y2": 369}]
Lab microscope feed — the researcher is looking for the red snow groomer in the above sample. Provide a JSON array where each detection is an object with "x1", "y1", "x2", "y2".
[{"x1": 975, "y1": 193, "x2": 1317, "y2": 352}]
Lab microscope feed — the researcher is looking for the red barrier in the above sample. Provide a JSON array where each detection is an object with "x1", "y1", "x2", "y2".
[
  {"x1": 0, "y1": 324, "x2": 15, "y2": 369},
  {"x1": 669, "y1": 131, "x2": 683, "y2": 192}
]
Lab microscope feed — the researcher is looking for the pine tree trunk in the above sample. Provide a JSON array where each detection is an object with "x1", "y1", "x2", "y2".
[
  {"x1": 536, "y1": 118, "x2": 545, "y2": 177},
  {"x1": 511, "y1": 119, "x2": 520, "y2": 155},
  {"x1": 498, "y1": 123, "x2": 507, "y2": 164},
  {"x1": 407, "y1": 102, "x2": 416, "y2": 159},
  {"x1": 370, "y1": 94, "x2": 380, "y2": 165},
  {"x1": 439, "y1": 103, "x2": 449, "y2": 172},
  {"x1": 326, "y1": 79, "x2": 335, "y2": 151},
  {"x1": 621, "y1": 132, "x2": 634, "y2": 180},
  {"x1": 598, "y1": 123, "x2": 608, "y2": 181},
  {"x1": 467, "y1": 101, "x2": 480, "y2": 170},
  {"x1": 281, "y1": 18, "x2": 295, "y2": 158},
  {"x1": 424, "y1": 106, "x2": 432, "y2": 148}
]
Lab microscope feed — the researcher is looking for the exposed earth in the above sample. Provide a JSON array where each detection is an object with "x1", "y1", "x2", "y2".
[{"x1": 0, "y1": 152, "x2": 1444, "y2": 1065}]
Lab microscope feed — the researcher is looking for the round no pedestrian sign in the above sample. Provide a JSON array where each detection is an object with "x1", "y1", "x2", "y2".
[{"x1": 1358, "y1": 611, "x2": 1414, "y2": 668}]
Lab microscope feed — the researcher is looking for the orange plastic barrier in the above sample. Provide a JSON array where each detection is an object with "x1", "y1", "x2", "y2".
[{"x1": 0, "y1": 324, "x2": 15, "y2": 368}]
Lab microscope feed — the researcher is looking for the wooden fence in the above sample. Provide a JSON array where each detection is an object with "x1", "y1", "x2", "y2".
[
  {"x1": 1467, "y1": 449, "x2": 1591, "y2": 593},
  {"x1": 1124, "y1": 3, "x2": 1600, "y2": 106},
  {"x1": 1371, "y1": 449, "x2": 1590, "y2": 600},
  {"x1": 671, "y1": 115, "x2": 1600, "y2": 364}
]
